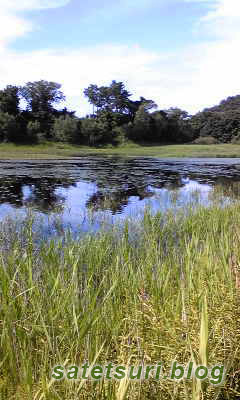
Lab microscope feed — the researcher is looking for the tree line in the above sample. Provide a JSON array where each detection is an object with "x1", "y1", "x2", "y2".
[{"x1": 0, "y1": 80, "x2": 240, "y2": 145}]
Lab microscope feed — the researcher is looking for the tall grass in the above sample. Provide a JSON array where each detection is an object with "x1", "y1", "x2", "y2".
[{"x1": 1, "y1": 202, "x2": 240, "y2": 399}]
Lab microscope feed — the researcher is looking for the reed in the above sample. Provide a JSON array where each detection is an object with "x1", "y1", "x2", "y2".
[{"x1": 1, "y1": 201, "x2": 240, "y2": 399}]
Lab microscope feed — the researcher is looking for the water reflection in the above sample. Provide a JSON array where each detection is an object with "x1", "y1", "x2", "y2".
[
  {"x1": 86, "y1": 187, "x2": 154, "y2": 213},
  {"x1": 0, "y1": 177, "x2": 76, "y2": 212},
  {"x1": 0, "y1": 157, "x2": 240, "y2": 224}
]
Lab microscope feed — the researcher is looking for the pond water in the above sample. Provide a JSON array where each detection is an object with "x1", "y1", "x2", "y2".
[{"x1": 1, "y1": 157, "x2": 240, "y2": 235}]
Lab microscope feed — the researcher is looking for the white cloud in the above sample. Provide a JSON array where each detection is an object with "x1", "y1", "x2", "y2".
[
  {"x1": 0, "y1": 0, "x2": 70, "y2": 11},
  {"x1": 201, "y1": 0, "x2": 240, "y2": 19},
  {"x1": 0, "y1": 0, "x2": 71, "y2": 49},
  {"x1": 0, "y1": 13, "x2": 32, "y2": 49},
  {"x1": 1, "y1": 39, "x2": 239, "y2": 116},
  {"x1": 0, "y1": 45, "x2": 164, "y2": 115}
]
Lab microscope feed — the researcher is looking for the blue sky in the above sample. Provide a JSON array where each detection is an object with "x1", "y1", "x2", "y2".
[
  {"x1": 0, "y1": 0, "x2": 239, "y2": 115},
  {"x1": 11, "y1": 1, "x2": 206, "y2": 52}
]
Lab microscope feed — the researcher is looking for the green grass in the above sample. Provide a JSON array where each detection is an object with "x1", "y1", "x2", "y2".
[
  {"x1": 0, "y1": 142, "x2": 240, "y2": 159},
  {"x1": 1, "y1": 201, "x2": 240, "y2": 399}
]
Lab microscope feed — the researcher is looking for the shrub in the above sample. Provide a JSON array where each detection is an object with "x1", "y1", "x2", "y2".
[
  {"x1": 192, "y1": 136, "x2": 219, "y2": 145},
  {"x1": 111, "y1": 126, "x2": 128, "y2": 145},
  {"x1": 231, "y1": 132, "x2": 240, "y2": 144},
  {"x1": 81, "y1": 113, "x2": 125, "y2": 146},
  {"x1": 26, "y1": 120, "x2": 43, "y2": 143},
  {"x1": 0, "y1": 112, "x2": 19, "y2": 142},
  {"x1": 52, "y1": 116, "x2": 81, "y2": 143},
  {"x1": 80, "y1": 118, "x2": 102, "y2": 146},
  {"x1": 132, "y1": 105, "x2": 152, "y2": 140}
]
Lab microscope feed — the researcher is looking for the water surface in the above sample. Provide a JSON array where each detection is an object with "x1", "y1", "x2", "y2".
[{"x1": 1, "y1": 157, "x2": 240, "y2": 234}]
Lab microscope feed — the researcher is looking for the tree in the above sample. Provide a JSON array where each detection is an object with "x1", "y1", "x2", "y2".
[
  {"x1": 52, "y1": 116, "x2": 81, "y2": 143},
  {"x1": 164, "y1": 108, "x2": 194, "y2": 143},
  {"x1": 190, "y1": 94, "x2": 240, "y2": 143},
  {"x1": 151, "y1": 111, "x2": 168, "y2": 141},
  {"x1": 81, "y1": 118, "x2": 101, "y2": 146},
  {"x1": 126, "y1": 96, "x2": 157, "y2": 121},
  {"x1": 83, "y1": 84, "x2": 104, "y2": 114},
  {"x1": 20, "y1": 80, "x2": 66, "y2": 135},
  {"x1": 53, "y1": 107, "x2": 76, "y2": 119},
  {"x1": 109, "y1": 80, "x2": 132, "y2": 113},
  {"x1": 0, "y1": 85, "x2": 20, "y2": 116},
  {"x1": 84, "y1": 80, "x2": 132, "y2": 114},
  {"x1": 165, "y1": 107, "x2": 190, "y2": 121},
  {"x1": 204, "y1": 95, "x2": 240, "y2": 113},
  {"x1": 0, "y1": 112, "x2": 19, "y2": 142},
  {"x1": 20, "y1": 80, "x2": 65, "y2": 114},
  {"x1": 26, "y1": 121, "x2": 42, "y2": 143},
  {"x1": 131, "y1": 105, "x2": 153, "y2": 141}
]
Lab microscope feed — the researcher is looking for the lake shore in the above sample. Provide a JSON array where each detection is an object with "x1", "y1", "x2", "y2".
[{"x1": 0, "y1": 142, "x2": 240, "y2": 159}]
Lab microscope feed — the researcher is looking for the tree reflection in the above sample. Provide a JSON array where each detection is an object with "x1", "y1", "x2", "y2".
[
  {"x1": 0, "y1": 158, "x2": 240, "y2": 216},
  {"x1": 0, "y1": 177, "x2": 76, "y2": 213},
  {"x1": 0, "y1": 179, "x2": 24, "y2": 206},
  {"x1": 86, "y1": 186, "x2": 154, "y2": 214}
]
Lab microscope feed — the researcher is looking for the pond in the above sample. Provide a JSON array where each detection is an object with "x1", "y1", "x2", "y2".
[{"x1": 1, "y1": 157, "x2": 240, "y2": 236}]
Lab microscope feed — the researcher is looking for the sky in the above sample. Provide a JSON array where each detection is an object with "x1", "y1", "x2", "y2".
[{"x1": 0, "y1": 0, "x2": 239, "y2": 116}]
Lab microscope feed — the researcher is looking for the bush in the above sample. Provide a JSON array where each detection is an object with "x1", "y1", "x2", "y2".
[
  {"x1": 231, "y1": 132, "x2": 240, "y2": 144},
  {"x1": 131, "y1": 105, "x2": 152, "y2": 141},
  {"x1": 26, "y1": 121, "x2": 43, "y2": 143},
  {"x1": 190, "y1": 110, "x2": 240, "y2": 143},
  {"x1": 52, "y1": 116, "x2": 81, "y2": 143},
  {"x1": 81, "y1": 113, "x2": 125, "y2": 146},
  {"x1": 0, "y1": 112, "x2": 20, "y2": 142},
  {"x1": 192, "y1": 136, "x2": 219, "y2": 145},
  {"x1": 111, "y1": 126, "x2": 128, "y2": 146},
  {"x1": 80, "y1": 118, "x2": 102, "y2": 146}
]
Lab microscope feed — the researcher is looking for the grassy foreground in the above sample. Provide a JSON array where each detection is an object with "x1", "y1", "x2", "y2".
[
  {"x1": 1, "y1": 203, "x2": 240, "y2": 399},
  {"x1": 0, "y1": 142, "x2": 240, "y2": 159}
]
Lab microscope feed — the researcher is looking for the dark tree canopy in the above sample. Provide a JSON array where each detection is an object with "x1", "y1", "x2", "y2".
[
  {"x1": 19, "y1": 80, "x2": 66, "y2": 136},
  {"x1": 84, "y1": 80, "x2": 132, "y2": 114},
  {"x1": 0, "y1": 85, "x2": 20, "y2": 116},
  {"x1": 20, "y1": 80, "x2": 65, "y2": 114},
  {"x1": 0, "y1": 79, "x2": 239, "y2": 146},
  {"x1": 191, "y1": 95, "x2": 240, "y2": 143},
  {"x1": 164, "y1": 107, "x2": 190, "y2": 120},
  {"x1": 204, "y1": 95, "x2": 240, "y2": 113},
  {"x1": 84, "y1": 81, "x2": 157, "y2": 123}
]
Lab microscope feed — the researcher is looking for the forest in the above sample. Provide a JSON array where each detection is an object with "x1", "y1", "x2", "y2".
[{"x1": 0, "y1": 79, "x2": 240, "y2": 146}]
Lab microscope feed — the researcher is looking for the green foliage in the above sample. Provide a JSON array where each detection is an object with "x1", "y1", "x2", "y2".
[
  {"x1": 84, "y1": 81, "x2": 157, "y2": 124},
  {"x1": 0, "y1": 112, "x2": 19, "y2": 142},
  {"x1": 84, "y1": 80, "x2": 132, "y2": 114},
  {"x1": 0, "y1": 85, "x2": 20, "y2": 116},
  {"x1": 81, "y1": 111, "x2": 125, "y2": 146},
  {"x1": 1, "y1": 200, "x2": 240, "y2": 398},
  {"x1": 150, "y1": 111, "x2": 168, "y2": 142},
  {"x1": 129, "y1": 106, "x2": 194, "y2": 144},
  {"x1": 164, "y1": 108, "x2": 195, "y2": 143},
  {"x1": 96, "y1": 110, "x2": 118, "y2": 143},
  {"x1": 109, "y1": 125, "x2": 128, "y2": 145},
  {"x1": 193, "y1": 136, "x2": 219, "y2": 145},
  {"x1": 20, "y1": 80, "x2": 66, "y2": 136},
  {"x1": 20, "y1": 80, "x2": 65, "y2": 114},
  {"x1": 81, "y1": 117, "x2": 102, "y2": 146},
  {"x1": 0, "y1": 79, "x2": 239, "y2": 146},
  {"x1": 131, "y1": 105, "x2": 153, "y2": 140},
  {"x1": 26, "y1": 120, "x2": 42, "y2": 143},
  {"x1": 205, "y1": 95, "x2": 240, "y2": 112},
  {"x1": 52, "y1": 116, "x2": 81, "y2": 143},
  {"x1": 191, "y1": 96, "x2": 240, "y2": 143},
  {"x1": 231, "y1": 132, "x2": 240, "y2": 144}
]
